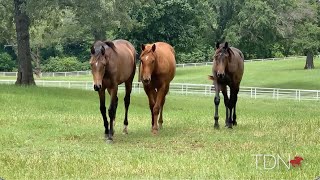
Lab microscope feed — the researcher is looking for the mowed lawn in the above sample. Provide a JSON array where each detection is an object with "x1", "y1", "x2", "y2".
[
  {"x1": 0, "y1": 85, "x2": 319, "y2": 179},
  {"x1": 1, "y1": 58, "x2": 320, "y2": 89}
]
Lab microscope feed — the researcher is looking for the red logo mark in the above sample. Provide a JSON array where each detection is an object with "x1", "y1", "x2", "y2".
[{"x1": 289, "y1": 156, "x2": 304, "y2": 167}]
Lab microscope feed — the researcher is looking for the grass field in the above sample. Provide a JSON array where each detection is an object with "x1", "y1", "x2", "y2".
[
  {"x1": 1, "y1": 58, "x2": 320, "y2": 90},
  {"x1": 0, "y1": 85, "x2": 319, "y2": 179}
]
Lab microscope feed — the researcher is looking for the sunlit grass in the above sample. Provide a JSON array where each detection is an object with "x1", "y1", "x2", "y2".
[{"x1": 0, "y1": 85, "x2": 319, "y2": 179}]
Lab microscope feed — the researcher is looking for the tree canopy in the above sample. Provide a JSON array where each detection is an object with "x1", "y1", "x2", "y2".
[{"x1": 1, "y1": 0, "x2": 319, "y2": 73}]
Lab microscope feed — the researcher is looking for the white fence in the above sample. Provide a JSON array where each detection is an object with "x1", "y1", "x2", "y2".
[
  {"x1": 1, "y1": 80, "x2": 319, "y2": 101},
  {"x1": 0, "y1": 56, "x2": 306, "y2": 77}
]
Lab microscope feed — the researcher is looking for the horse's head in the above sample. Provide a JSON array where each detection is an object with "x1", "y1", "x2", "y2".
[
  {"x1": 213, "y1": 42, "x2": 233, "y2": 79},
  {"x1": 89, "y1": 41, "x2": 116, "y2": 91},
  {"x1": 140, "y1": 43, "x2": 156, "y2": 85}
]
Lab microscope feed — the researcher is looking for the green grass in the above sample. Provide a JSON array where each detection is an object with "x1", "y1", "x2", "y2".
[
  {"x1": 1, "y1": 58, "x2": 320, "y2": 89},
  {"x1": 0, "y1": 85, "x2": 319, "y2": 179}
]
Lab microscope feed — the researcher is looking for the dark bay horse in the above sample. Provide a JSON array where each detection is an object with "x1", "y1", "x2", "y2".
[
  {"x1": 140, "y1": 42, "x2": 176, "y2": 134},
  {"x1": 90, "y1": 39, "x2": 136, "y2": 142},
  {"x1": 209, "y1": 42, "x2": 244, "y2": 129}
]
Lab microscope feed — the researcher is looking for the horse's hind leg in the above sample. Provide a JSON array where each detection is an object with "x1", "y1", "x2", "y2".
[
  {"x1": 227, "y1": 87, "x2": 239, "y2": 128},
  {"x1": 221, "y1": 86, "x2": 229, "y2": 127},
  {"x1": 232, "y1": 90, "x2": 239, "y2": 126},
  {"x1": 123, "y1": 81, "x2": 133, "y2": 134},
  {"x1": 158, "y1": 85, "x2": 169, "y2": 129}
]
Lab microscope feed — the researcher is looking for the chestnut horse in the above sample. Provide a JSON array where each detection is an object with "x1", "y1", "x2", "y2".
[
  {"x1": 209, "y1": 42, "x2": 244, "y2": 129},
  {"x1": 90, "y1": 39, "x2": 136, "y2": 142},
  {"x1": 140, "y1": 42, "x2": 176, "y2": 134}
]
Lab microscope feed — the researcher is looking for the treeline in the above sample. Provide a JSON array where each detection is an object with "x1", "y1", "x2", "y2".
[{"x1": 0, "y1": 0, "x2": 319, "y2": 72}]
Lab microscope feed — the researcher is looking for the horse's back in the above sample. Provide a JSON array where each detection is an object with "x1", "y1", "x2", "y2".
[
  {"x1": 112, "y1": 39, "x2": 136, "y2": 83},
  {"x1": 230, "y1": 47, "x2": 244, "y2": 83},
  {"x1": 154, "y1": 42, "x2": 176, "y2": 82}
]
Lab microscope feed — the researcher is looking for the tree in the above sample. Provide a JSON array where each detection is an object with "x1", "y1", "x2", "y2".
[
  {"x1": 14, "y1": 0, "x2": 35, "y2": 85},
  {"x1": 291, "y1": 1, "x2": 320, "y2": 69}
]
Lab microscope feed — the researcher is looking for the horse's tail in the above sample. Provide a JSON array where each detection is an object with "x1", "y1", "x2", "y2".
[
  {"x1": 208, "y1": 75, "x2": 215, "y2": 81},
  {"x1": 137, "y1": 52, "x2": 141, "y2": 82}
]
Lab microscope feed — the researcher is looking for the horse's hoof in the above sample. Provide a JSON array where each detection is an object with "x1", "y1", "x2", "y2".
[
  {"x1": 123, "y1": 128, "x2": 128, "y2": 135},
  {"x1": 233, "y1": 121, "x2": 237, "y2": 126},
  {"x1": 227, "y1": 124, "x2": 233, "y2": 129},
  {"x1": 152, "y1": 129, "x2": 158, "y2": 135},
  {"x1": 159, "y1": 123, "x2": 163, "y2": 129},
  {"x1": 106, "y1": 139, "x2": 113, "y2": 144},
  {"x1": 214, "y1": 123, "x2": 220, "y2": 129}
]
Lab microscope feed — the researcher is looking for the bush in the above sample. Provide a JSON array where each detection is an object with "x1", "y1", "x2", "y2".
[
  {"x1": 42, "y1": 56, "x2": 89, "y2": 72},
  {"x1": 176, "y1": 46, "x2": 214, "y2": 63},
  {"x1": 0, "y1": 52, "x2": 15, "y2": 71}
]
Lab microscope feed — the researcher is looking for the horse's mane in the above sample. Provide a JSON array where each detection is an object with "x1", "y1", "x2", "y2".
[
  {"x1": 103, "y1": 41, "x2": 117, "y2": 53},
  {"x1": 216, "y1": 42, "x2": 234, "y2": 58},
  {"x1": 140, "y1": 44, "x2": 154, "y2": 57},
  {"x1": 91, "y1": 40, "x2": 117, "y2": 56}
]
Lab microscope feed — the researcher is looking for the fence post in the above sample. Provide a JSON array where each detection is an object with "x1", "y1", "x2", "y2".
[
  {"x1": 186, "y1": 85, "x2": 188, "y2": 95},
  {"x1": 68, "y1": 82, "x2": 71, "y2": 88},
  {"x1": 295, "y1": 90, "x2": 298, "y2": 100},
  {"x1": 255, "y1": 88, "x2": 257, "y2": 99},
  {"x1": 272, "y1": 89, "x2": 275, "y2": 99},
  {"x1": 299, "y1": 90, "x2": 301, "y2": 102},
  {"x1": 205, "y1": 86, "x2": 207, "y2": 96},
  {"x1": 317, "y1": 91, "x2": 319, "y2": 100},
  {"x1": 138, "y1": 83, "x2": 141, "y2": 94},
  {"x1": 277, "y1": 89, "x2": 279, "y2": 100}
]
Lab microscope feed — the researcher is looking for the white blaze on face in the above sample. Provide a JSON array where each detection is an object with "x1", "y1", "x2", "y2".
[
  {"x1": 95, "y1": 61, "x2": 98, "y2": 67},
  {"x1": 145, "y1": 55, "x2": 149, "y2": 61}
]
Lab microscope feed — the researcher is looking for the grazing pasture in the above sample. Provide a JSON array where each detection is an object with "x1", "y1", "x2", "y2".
[
  {"x1": 1, "y1": 58, "x2": 320, "y2": 90},
  {"x1": 0, "y1": 85, "x2": 319, "y2": 179}
]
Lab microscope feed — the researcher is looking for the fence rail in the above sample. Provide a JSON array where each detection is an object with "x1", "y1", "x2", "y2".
[
  {"x1": 1, "y1": 80, "x2": 319, "y2": 101},
  {"x1": 0, "y1": 56, "x2": 306, "y2": 77}
]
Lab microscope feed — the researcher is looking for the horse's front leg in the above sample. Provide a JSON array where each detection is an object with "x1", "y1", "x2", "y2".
[
  {"x1": 214, "y1": 82, "x2": 221, "y2": 129},
  {"x1": 107, "y1": 86, "x2": 118, "y2": 142},
  {"x1": 152, "y1": 84, "x2": 167, "y2": 134},
  {"x1": 144, "y1": 85, "x2": 156, "y2": 132},
  {"x1": 98, "y1": 89, "x2": 109, "y2": 137}
]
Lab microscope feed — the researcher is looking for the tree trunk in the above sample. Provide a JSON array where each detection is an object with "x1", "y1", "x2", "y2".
[
  {"x1": 14, "y1": 0, "x2": 35, "y2": 85},
  {"x1": 304, "y1": 52, "x2": 314, "y2": 69}
]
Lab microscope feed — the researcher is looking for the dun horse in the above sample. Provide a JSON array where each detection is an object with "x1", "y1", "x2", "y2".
[
  {"x1": 140, "y1": 42, "x2": 176, "y2": 134},
  {"x1": 209, "y1": 42, "x2": 244, "y2": 129},
  {"x1": 90, "y1": 39, "x2": 136, "y2": 142}
]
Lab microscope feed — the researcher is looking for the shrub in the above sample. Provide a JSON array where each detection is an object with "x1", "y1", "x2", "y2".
[
  {"x1": 0, "y1": 52, "x2": 15, "y2": 71},
  {"x1": 42, "y1": 56, "x2": 88, "y2": 72}
]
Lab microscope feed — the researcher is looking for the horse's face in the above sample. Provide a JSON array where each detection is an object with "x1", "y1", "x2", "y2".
[
  {"x1": 90, "y1": 44, "x2": 107, "y2": 91},
  {"x1": 214, "y1": 42, "x2": 232, "y2": 79},
  {"x1": 140, "y1": 44, "x2": 156, "y2": 85}
]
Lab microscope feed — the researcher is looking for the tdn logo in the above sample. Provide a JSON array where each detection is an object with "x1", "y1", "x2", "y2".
[
  {"x1": 253, "y1": 154, "x2": 304, "y2": 170},
  {"x1": 289, "y1": 156, "x2": 304, "y2": 167}
]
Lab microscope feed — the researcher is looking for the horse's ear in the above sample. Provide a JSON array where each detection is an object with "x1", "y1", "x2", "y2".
[
  {"x1": 152, "y1": 44, "x2": 156, "y2": 52},
  {"x1": 224, "y1": 42, "x2": 229, "y2": 49},
  {"x1": 90, "y1": 46, "x2": 95, "y2": 55},
  {"x1": 101, "y1": 46, "x2": 105, "y2": 56},
  {"x1": 141, "y1": 44, "x2": 146, "y2": 51},
  {"x1": 215, "y1": 42, "x2": 220, "y2": 49}
]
